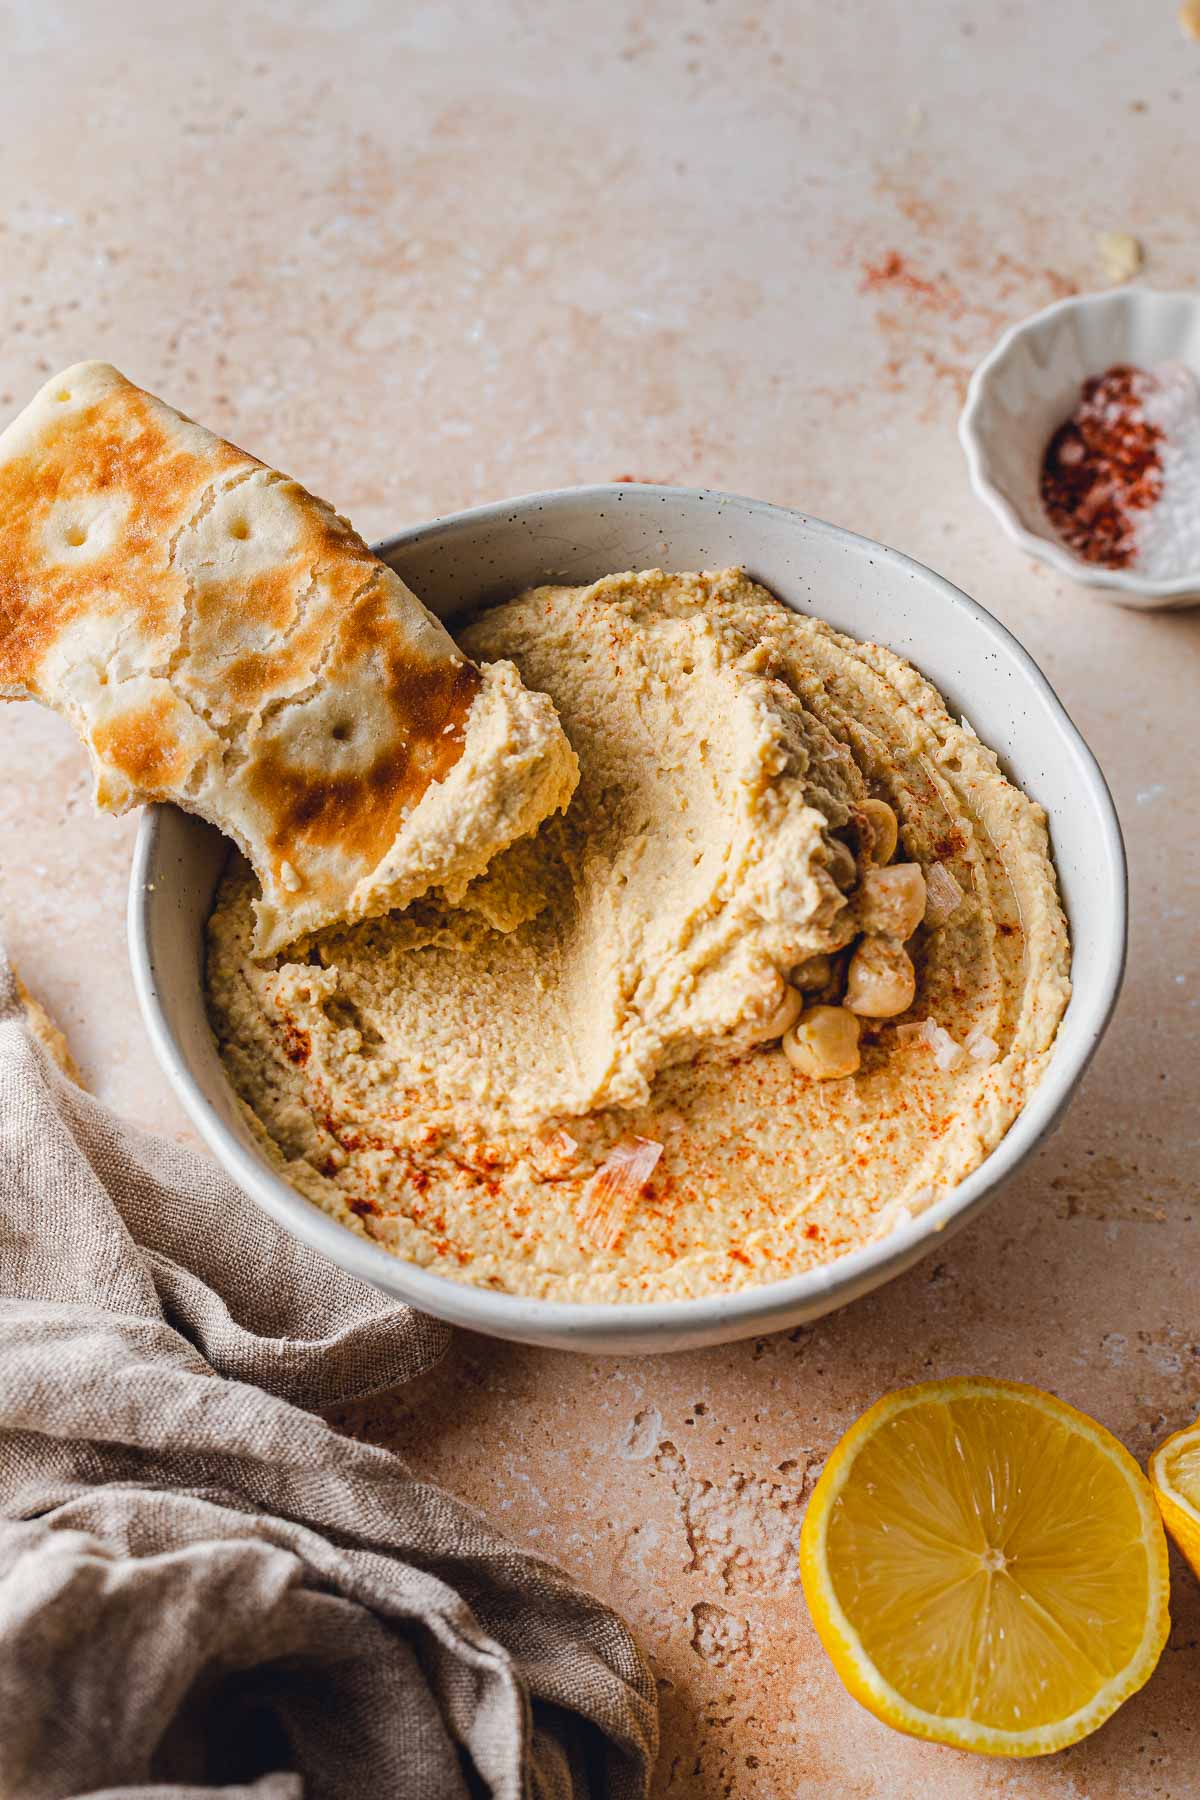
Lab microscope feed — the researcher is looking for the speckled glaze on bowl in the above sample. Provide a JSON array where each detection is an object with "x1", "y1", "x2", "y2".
[
  {"x1": 128, "y1": 486, "x2": 1126, "y2": 1354},
  {"x1": 960, "y1": 288, "x2": 1200, "y2": 609}
]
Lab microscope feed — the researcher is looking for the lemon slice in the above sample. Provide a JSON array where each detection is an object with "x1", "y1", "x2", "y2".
[
  {"x1": 800, "y1": 1378, "x2": 1170, "y2": 1756},
  {"x1": 1149, "y1": 1419, "x2": 1200, "y2": 1580}
]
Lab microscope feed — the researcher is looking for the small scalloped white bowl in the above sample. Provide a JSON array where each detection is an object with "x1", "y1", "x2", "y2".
[
  {"x1": 960, "y1": 288, "x2": 1200, "y2": 609},
  {"x1": 128, "y1": 486, "x2": 1126, "y2": 1355}
]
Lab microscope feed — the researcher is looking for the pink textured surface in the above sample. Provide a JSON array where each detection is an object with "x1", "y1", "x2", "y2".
[{"x1": 3, "y1": 3, "x2": 1199, "y2": 1792}]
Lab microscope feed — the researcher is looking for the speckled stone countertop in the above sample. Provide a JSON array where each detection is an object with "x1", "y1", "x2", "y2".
[{"x1": 3, "y1": 3, "x2": 1199, "y2": 1793}]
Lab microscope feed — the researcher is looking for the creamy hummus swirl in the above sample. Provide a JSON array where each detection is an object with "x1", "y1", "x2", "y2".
[{"x1": 207, "y1": 569, "x2": 1070, "y2": 1303}]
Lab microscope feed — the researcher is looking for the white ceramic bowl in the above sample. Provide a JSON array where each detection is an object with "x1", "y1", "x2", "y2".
[
  {"x1": 128, "y1": 486, "x2": 1126, "y2": 1354},
  {"x1": 960, "y1": 288, "x2": 1200, "y2": 608}
]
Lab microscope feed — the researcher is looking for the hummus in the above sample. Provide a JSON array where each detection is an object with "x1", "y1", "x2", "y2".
[{"x1": 206, "y1": 569, "x2": 1071, "y2": 1303}]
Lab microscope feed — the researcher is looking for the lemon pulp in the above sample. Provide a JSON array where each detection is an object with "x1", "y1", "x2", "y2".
[
  {"x1": 1150, "y1": 1420, "x2": 1200, "y2": 1581},
  {"x1": 801, "y1": 1379, "x2": 1170, "y2": 1755}
]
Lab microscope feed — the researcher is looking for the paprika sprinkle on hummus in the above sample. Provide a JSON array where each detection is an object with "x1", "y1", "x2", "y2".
[{"x1": 206, "y1": 569, "x2": 1071, "y2": 1305}]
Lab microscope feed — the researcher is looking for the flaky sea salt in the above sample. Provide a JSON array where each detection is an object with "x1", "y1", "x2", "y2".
[
  {"x1": 869, "y1": 1184, "x2": 940, "y2": 1244},
  {"x1": 895, "y1": 1018, "x2": 967, "y2": 1072},
  {"x1": 1133, "y1": 363, "x2": 1200, "y2": 579},
  {"x1": 965, "y1": 1023, "x2": 1000, "y2": 1066},
  {"x1": 1042, "y1": 361, "x2": 1200, "y2": 579},
  {"x1": 923, "y1": 1021, "x2": 966, "y2": 1072},
  {"x1": 924, "y1": 861, "x2": 964, "y2": 927},
  {"x1": 575, "y1": 1136, "x2": 663, "y2": 1250}
]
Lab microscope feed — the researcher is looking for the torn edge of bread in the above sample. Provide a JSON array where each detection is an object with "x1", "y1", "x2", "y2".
[
  {"x1": 253, "y1": 660, "x2": 579, "y2": 954},
  {"x1": 0, "y1": 361, "x2": 580, "y2": 955},
  {"x1": 14, "y1": 975, "x2": 84, "y2": 1084}
]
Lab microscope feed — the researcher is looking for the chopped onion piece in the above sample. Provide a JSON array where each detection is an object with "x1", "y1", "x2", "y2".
[
  {"x1": 576, "y1": 1136, "x2": 663, "y2": 1250},
  {"x1": 553, "y1": 1129, "x2": 580, "y2": 1157},
  {"x1": 924, "y1": 860, "x2": 964, "y2": 927},
  {"x1": 894, "y1": 1021, "x2": 925, "y2": 1043}
]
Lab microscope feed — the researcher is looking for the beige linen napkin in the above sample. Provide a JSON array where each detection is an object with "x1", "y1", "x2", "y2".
[{"x1": 0, "y1": 953, "x2": 657, "y2": 1799}]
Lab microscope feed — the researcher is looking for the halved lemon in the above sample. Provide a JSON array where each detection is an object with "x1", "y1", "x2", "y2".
[
  {"x1": 800, "y1": 1378, "x2": 1170, "y2": 1756},
  {"x1": 1149, "y1": 1418, "x2": 1200, "y2": 1580}
]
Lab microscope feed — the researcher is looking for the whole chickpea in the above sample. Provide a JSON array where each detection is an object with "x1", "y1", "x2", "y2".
[{"x1": 782, "y1": 1005, "x2": 862, "y2": 1080}]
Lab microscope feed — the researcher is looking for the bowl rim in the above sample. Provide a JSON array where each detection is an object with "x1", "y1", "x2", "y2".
[
  {"x1": 128, "y1": 483, "x2": 1127, "y2": 1347},
  {"x1": 959, "y1": 287, "x2": 1200, "y2": 600}
]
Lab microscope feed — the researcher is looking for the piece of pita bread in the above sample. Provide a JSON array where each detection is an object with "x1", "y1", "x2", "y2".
[
  {"x1": 12, "y1": 971, "x2": 84, "y2": 1085},
  {"x1": 0, "y1": 363, "x2": 577, "y2": 953}
]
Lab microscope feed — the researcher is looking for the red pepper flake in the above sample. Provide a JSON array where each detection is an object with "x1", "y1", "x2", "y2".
[
  {"x1": 1040, "y1": 365, "x2": 1163, "y2": 568},
  {"x1": 281, "y1": 1023, "x2": 311, "y2": 1065},
  {"x1": 931, "y1": 829, "x2": 966, "y2": 862},
  {"x1": 322, "y1": 1115, "x2": 362, "y2": 1152}
]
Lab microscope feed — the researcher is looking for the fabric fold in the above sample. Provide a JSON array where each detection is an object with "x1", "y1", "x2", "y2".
[{"x1": 0, "y1": 954, "x2": 657, "y2": 1800}]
